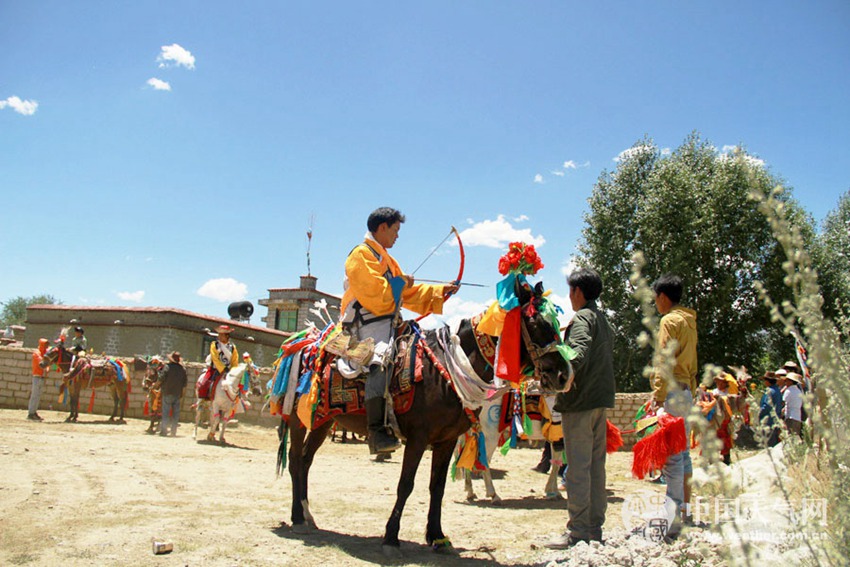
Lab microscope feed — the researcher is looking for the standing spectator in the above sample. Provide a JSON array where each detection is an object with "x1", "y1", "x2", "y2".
[
  {"x1": 28, "y1": 338, "x2": 49, "y2": 421},
  {"x1": 158, "y1": 351, "x2": 188, "y2": 437},
  {"x1": 546, "y1": 268, "x2": 615, "y2": 549},
  {"x1": 782, "y1": 372, "x2": 804, "y2": 438},
  {"x1": 649, "y1": 274, "x2": 698, "y2": 538},
  {"x1": 758, "y1": 371, "x2": 783, "y2": 447},
  {"x1": 711, "y1": 373, "x2": 735, "y2": 465}
]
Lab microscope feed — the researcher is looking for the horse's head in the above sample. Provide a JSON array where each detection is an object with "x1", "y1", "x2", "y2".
[
  {"x1": 142, "y1": 356, "x2": 166, "y2": 390},
  {"x1": 40, "y1": 345, "x2": 71, "y2": 370},
  {"x1": 516, "y1": 280, "x2": 574, "y2": 393}
]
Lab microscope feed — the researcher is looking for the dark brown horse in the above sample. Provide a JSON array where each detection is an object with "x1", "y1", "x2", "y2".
[
  {"x1": 278, "y1": 280, "x2": 572, "y2": 557},
  {"x1": 41, "y1": 346, "x2": 130, "y2": 423}
]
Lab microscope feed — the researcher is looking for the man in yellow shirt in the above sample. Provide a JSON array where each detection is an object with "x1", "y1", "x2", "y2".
[
  {"x1": 341, "y1": 207, "x2": 457, "y2": 455},
  {"x1": 650, "y1": 274, "x2": 698, "y2": 539}
]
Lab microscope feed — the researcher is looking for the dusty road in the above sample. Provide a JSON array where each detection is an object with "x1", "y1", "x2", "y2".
[{"x1": 0, "y1": 408, "x2": 660, "y2": 566}]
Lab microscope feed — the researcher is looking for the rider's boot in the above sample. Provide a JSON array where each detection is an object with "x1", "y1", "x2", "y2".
[{"x1": 366, "y1": 397, "x2": 401, "y2": 455}]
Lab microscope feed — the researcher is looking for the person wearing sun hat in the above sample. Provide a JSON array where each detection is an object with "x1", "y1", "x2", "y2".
[
  {"x1": 158, "y1": 351, "x2": 188, "y2": 437},
  {"x1": 199, "y1": 325, "x2": 239, "y2": 400},
  {"x1": 782, "y1": 372, "x2": 804, "y2": 438}
]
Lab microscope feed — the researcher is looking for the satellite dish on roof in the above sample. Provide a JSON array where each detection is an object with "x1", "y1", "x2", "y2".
[{"x1": 227, "y1": 301, "x2": 254, "y2": 323}]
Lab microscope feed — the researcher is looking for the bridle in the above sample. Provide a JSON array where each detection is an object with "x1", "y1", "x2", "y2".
[{"x1": 518, "y1": 301, "x2": 564, "y2": 379}]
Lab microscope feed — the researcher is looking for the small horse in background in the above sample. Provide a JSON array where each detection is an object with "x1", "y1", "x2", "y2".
[
  {"x1": 135, "y1": 356, "x2": 166, "y2": 433},
  {"x1": 42, "y1": 346, "x2": 130, "y2": 423},
  {"x1": 195, "y1": 360, "x2": 259, "y2": 444},
  {"x1": 461, "y1": 388, "x2": 564, "y2": 503}
]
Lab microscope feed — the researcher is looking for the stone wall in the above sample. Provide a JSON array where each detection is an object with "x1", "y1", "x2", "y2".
[
  {"x1": 606, "y1": 392, "x2": 649, "y2": 449},
  {"x1": 0, "y1": 346, "x2": 278, "y2": 428}
]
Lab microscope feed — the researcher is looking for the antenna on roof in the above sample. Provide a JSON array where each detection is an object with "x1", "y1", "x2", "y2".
[{"x1": 306, "y1": 213, "x2": 315, "y2": 276}]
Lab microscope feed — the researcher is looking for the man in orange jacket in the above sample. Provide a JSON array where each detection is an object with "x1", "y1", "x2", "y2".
[
  {"x1": 28, "y1": 338, "x2": 49, "y2": 421},
  {"x1": 340, "y1": 207, "x2": 457, "y2": 455}
]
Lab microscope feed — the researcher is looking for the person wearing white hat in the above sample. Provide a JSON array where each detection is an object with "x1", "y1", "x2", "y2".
[{"x1": 782, "y1": 372, "x2": 804, "y2": 438}]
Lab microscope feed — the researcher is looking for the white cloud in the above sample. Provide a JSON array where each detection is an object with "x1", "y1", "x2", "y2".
[
  {"x1": 0, "y1": 96, "x2": 38, "y2": 115},
  {"x1": 457, "y1": 215, "x2": 546, "y2": 249},
  {"x1": 117, "y1": 290, "x2": 145, "y2": 303},
  {"x1": 718, "y1": 145, "x2": 766, "y2": 168},
  {"x1": 614, "y1": 144, "x2": 654, "y2": 163},
  {"x1": 533, "y1": 173, "x2": 544, "y2": 184},
  {"x1": 660, "y1": 147, "x2": 672, "y2": 156},
  {"x1": 551, "y1": 170, "x2": 565, "y2": 177},
  {"x1": 418, "y1": 298, "x2": 491, "y2": 330},
  {"x1": 157, "y1": 43, "x2": 195, "y2": 69},
  {"x1": 563, "y1": 160, "x2": 578, "y2": 169},
  {"x1": 547, "y1": 291, "x2": 574, "y2": 329},
  {"x1": 197, "y1": 278, "x2": 248, "y2": 302},
  {"x1": 147, "y1": 78, "x2": 171, "y2": 91}
]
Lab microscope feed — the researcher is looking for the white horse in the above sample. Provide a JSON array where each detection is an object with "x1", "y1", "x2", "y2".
[
  {"x1": 194, "y1": 360, "x2": 258, "y2": 444},
  {"x1": 462, "y1": 390, "x2": 564, "y2": 504}
]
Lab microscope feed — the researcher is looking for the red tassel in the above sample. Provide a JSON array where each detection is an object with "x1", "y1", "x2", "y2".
[
  {"x1": 606, "y1": 419, "x2": 623, "y2": 454},
  {"x1": 87, "y1": 388, "x2": 96, "y2": 413},
  {"x1": 631, "y1": 415, "x2": 686, "y2": 479},
  {"x1": 143, "y1": 400, "x2": 150, "y2": 416}
]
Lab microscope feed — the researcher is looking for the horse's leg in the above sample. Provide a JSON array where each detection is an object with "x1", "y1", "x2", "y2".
[
  {"x1": 118, "y1": 383, "x2": 127, "y2": 423},
  {"x1": 482, "y1": 467, "x2": 501, "y2": 504},
  {"x1": 71, "y1": 383, "x2": 80, "y2": 422},
  {"x1": 463, "y1": 469, "x2": 477, "y2": 501},
  {"x1": 383, "y1": 439, "x2": 427, "y2": 555},
  {"x1": 289, "y1": 419, "x2": 332, "y2": 533},
  {"x1": 425, "y1": 439, "x2": 458, "y2": 553},
  {"x1": 193, "y1": 400, "x2": 202, "y2": 439},
  {"x1": 207, "y1": 403, "x2": 219, "y2": 442},
  {"x1": 108, "y1": 384, "x2": 119, "y2": 422},
  {"x1": 219, "y1": 412, "x2": 229, "y2": 444},
  {"x1": 544, "y1": 460, "x2": 562, "y2": 499}
]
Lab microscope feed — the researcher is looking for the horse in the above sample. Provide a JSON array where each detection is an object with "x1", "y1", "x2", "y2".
[
  {"x1": 42, "y1": 346, "x2": 130, "y2": 423},
  {"x1": 195, "y1": 360, "x2": 259, "y2": 444},
  {"x1": 461, "y1": 387, "x2": 564, "y2": 504},
  {"x1": 135, "y1": 356, "x2": 166, "y2": 433},
  {"x1": 277, "y1": 280, "x2": 572, "y2": 557}
]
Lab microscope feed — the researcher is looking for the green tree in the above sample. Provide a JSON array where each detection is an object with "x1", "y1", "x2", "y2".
[
  {"x1": 812, "y1": 189, "x2": 850, "y2": 323},
  {"x1": 578, "y1": 133, "x2": 814, "y2": 392},
  {"x1": 0, "y1": 294, "x2": 61, "y2": 327}
]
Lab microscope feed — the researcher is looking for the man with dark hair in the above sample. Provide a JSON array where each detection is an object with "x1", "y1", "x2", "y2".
[
  {"x1": 547, "y1": 267, "x2": 615, "y2": 549},
  {"x1": 650, "y1": 273, "x2": 698, "y2": 539},
  {"x1": 158, "y1": 351, "x2": 188, "y2": 437},
  {"x1": 341, "y1": 207, "x2": 457, "y2": 455}
]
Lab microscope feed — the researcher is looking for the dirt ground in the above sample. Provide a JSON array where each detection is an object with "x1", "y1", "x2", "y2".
[{"x1": 0, "y1": 408, "x2": 667, "y2": 567}]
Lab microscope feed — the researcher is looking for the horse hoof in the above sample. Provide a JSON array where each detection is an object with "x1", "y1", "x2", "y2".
[
  {"x1": 490, "y1": 496, "x2": 503, "y2": 506},
  {"x1": 64, "y1": 418, "x2": 72, "y2": 423},
  {"x1": 545, "y1": 492, "x2": 563, "y2": 500},
  {"x1": 430, "y1": 538, "x2": 456, "y2": 555},
  {"x1": 108, "y1": 417, "x2": 115, "y2": 422},
  {"x1": 116, "y1": 419, "x2": 126, "y2": 425},
  {"x1": 381, "y1": 544, "x2": 402, "y2": 559}
]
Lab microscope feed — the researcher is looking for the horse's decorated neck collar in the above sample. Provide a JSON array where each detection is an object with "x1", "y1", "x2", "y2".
[{"x1": 469, "y1": 313, "x2": 497, "y2": 368}]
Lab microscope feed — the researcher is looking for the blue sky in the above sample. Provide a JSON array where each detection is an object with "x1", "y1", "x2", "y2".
[{"x1": 2, "y1": 2, "x2": 848, "y2": 330}]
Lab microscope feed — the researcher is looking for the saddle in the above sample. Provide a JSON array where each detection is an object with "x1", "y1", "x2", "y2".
[{"x1": 293, "y1": 323, "x2": 425, "y2": 430}]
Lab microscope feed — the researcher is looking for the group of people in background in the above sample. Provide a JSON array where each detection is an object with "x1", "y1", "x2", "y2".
[{"x1": 759, "y1": 361, "x2": 806, "y2": 446}]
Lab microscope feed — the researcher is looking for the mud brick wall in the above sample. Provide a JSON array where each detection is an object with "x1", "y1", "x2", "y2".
[
  {"x1": 607, "y1": 392, "x2": 649, "y2": 449},
  {"x1": 0, "y1": 346, "x2": 277, "y2": 428}
]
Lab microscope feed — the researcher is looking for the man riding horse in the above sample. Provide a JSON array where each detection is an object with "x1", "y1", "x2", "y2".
[{"x1": 341, "y1": 207, "x2": 458, "y2": 455}]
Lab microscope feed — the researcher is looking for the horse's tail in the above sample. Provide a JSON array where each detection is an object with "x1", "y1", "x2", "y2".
[{"x1": 276, "y1": 419, "x2": 289, "y2": 477}]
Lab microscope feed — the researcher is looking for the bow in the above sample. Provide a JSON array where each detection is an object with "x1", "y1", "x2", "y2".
[{"x1": 415, "y1": 226, "x2": 464, "y2": 322}]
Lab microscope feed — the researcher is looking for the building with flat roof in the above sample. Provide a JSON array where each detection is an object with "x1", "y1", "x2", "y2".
[
  {"x1": 259, "y1": 275, "x2": 340, "y2": 333},
  {"x1": 24, "y1": 304, "x2": 290, "y2": 367}
]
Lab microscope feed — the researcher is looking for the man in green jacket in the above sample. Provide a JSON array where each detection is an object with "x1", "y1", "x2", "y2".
[{"x1": 547, "y1": 268, "x2": 616, "y2": 549}]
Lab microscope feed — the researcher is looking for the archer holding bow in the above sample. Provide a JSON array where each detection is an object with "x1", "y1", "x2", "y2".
[{"x1": 340, "y1": 207, "x2": 459, "y2": 456}]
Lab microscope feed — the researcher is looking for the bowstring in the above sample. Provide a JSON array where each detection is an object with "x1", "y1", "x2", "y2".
[{"x1": 410, "y1": 228, "x2": 455, "y2": 276}]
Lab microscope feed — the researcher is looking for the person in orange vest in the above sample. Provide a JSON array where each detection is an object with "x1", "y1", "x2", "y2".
[{"x1": 28, "y1": 338, "x2": 49, "y2": 421}]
